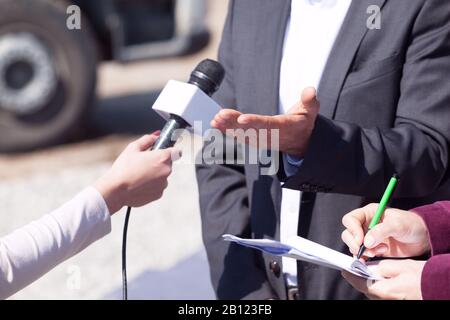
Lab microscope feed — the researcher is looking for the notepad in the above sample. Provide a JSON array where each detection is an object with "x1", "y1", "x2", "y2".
[{"x1": 223, "y1": 234, "x2": 382, "y2": 280}]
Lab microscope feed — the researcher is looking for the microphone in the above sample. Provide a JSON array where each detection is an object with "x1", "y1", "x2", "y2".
[
  {"x1": 122, "y1": 59, "x2": 225, "y2": 300},
  {"x1": 151, "y1": 59, "x2": 225, "y2": 150}
]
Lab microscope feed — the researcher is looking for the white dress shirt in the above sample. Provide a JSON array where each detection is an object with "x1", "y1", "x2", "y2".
[
  {"x1": 279, "y1": 0, "x2": 352, "y2": 287},
  {"x1": 0, "y1": 187, "x2": 111, "y2": 299}
]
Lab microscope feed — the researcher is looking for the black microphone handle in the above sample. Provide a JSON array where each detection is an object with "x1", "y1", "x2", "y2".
[{"x1": 151, "y1": 115, "x2": 189, "y2": 151}]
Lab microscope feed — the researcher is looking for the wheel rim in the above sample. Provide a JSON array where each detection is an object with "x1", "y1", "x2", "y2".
[{"x1": 0, "y1": 32, "x2": 58, "y2": 115}]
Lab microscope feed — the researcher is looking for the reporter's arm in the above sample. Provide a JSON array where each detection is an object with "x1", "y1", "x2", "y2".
[
  {"x1": 0, "y1": 187, "x2": 110, "y2": 299},
  {"x1": 0, "y1": 134, "x2": 177, "y2": 299},
  {"x1": 411, "y1": 201, "x2": 450, "y2": 255},
  {"x1": 422, "y1": 254, "x2": 450, "y2": 300}
]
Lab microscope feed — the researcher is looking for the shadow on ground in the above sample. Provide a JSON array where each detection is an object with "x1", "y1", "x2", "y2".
[{"x1": 104, "y1": 250, "x2": 215, "y2": 300}]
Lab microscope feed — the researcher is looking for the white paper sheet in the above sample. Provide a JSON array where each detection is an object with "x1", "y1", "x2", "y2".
[{"x1": 223, "y1": 234, "x2": 382, "y2": 280}]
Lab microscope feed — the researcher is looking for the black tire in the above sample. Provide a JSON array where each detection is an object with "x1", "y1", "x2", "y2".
[{"x1": 0, "y1": 0, "x2": 97, "y2": 153}]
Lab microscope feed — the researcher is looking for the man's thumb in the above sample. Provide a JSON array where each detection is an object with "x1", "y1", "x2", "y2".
[{"x1": 301, "y1": 87, "x2": 320, "y2": 111}]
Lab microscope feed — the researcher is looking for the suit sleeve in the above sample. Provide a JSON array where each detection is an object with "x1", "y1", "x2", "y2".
[
  {"x1": 284, "y1": 0, "x2": 450, "y2": 198},
  {"x1": 0, "y1": 187, "x2": 111, "y2": 299},
  {"x1": 195, "y1": 0, "x2": 277, "y2": 300}
]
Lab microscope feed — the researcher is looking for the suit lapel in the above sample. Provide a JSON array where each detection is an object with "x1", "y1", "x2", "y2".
[{"x1": 318, "y1": 0, "x2": 387, "y2": 119}]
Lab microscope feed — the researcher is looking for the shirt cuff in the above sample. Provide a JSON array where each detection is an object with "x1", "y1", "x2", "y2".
[
  {"x1": 421, "y1": 254, "x2": 450, "y2": 300},
  {"x1": 282, "y1": 154, "x2": 304, "y2": 178},
  {"x1": 411, "y1": 201, "x2": 450, "y2": 256}
]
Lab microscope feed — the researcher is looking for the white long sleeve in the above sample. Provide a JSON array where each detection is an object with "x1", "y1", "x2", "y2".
[{"x1": 0, "y1": 187, "x2": 111, "y2": 299}]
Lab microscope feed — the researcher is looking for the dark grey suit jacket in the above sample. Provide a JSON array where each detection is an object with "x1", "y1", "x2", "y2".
[{"x1": 196, "y1": 0, "x2": 450, "y2": 300}]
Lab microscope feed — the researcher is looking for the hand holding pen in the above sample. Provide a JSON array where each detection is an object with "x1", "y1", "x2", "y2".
[{"x1": 341, "y1": 176, "x2": 431, "y2": 259}]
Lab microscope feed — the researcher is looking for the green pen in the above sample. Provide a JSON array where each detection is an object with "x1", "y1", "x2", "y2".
[{"x1": 356, "y1": 174, "x2": 399, "y2": 259}]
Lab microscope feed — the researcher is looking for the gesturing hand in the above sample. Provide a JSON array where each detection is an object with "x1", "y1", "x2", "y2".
[{"x1": 211, "y1": 87, "x2": 320, "y2": 157}]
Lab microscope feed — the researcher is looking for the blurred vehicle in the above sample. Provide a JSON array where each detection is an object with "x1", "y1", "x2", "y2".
[{"x1": 0, "y1": 0, "x2": 209, "y2": 152}]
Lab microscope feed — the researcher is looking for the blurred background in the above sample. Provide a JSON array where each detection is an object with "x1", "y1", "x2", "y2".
[{"x1": 0, "y1": 0, "x2": 228, "y2": 299}]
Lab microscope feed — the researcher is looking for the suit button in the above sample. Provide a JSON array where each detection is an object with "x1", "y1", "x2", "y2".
[
  {"x1": 269, "y1": 260, "x2": 281, "y2": 277},
  {"x1": 300, "y1": 183, "x2": 311, "y2": 192}
]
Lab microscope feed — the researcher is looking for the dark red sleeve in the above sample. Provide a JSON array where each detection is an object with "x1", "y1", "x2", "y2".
[
  {"x1": 421, "y1": 254, "x2": 450, "y2": 300},
  {"x1": 411, "y1": 201, "x2": 450, "y2": 255}
]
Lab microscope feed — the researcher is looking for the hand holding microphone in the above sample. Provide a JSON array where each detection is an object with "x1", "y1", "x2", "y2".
[
  {"x1": 0, "y1": 59, "x2": 226, "y2": 300},
  {"x1": 97, "y1": 59, "x2": 226, "y2": 216},
  {"x1": 96, "y1": 59, "x2": 226, "y2": 217},
  {"x1": 94, "y1": 132, "x2": 182, "y2": 215}
]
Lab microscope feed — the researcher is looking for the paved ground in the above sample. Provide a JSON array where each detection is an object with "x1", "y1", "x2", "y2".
[{"x1": 0, "y1": 0, "x2": 228, "y2": 300}]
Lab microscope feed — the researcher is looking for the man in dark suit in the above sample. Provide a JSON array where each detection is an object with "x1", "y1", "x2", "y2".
[{"x1": 196, "y1": 0, "x2": 450, "y2": 299}]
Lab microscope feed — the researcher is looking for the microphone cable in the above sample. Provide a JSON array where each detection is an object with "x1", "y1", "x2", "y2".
[{"x1": 122, "y1": 206, "x2": 132, "y2": 300}]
